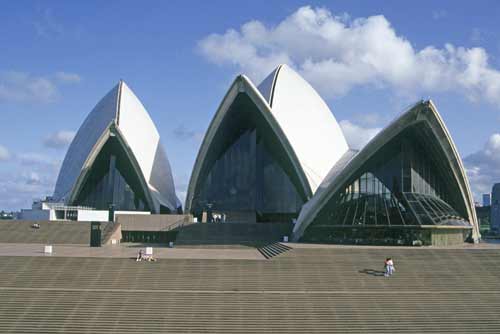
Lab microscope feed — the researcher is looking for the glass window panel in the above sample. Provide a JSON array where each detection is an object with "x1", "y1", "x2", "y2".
[{"x1": 309, "y1": 126, "x2": 469, "y2": 234}]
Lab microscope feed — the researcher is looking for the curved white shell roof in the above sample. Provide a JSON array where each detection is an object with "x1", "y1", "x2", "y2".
[
  {"x1": 185, "y1": 64, "x2": 349, "y2": 212},
  {"x1": 53, "y1": 81, "x2": 180, "y2": 212},
  {"x1": 258, "y1": 65, "x2": 349, "y2": 192},
  {"x1": 292, "y1": 100, "x2": 480, "y2": 242}
]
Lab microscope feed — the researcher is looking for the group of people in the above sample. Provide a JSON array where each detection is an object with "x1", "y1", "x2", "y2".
[
  {"x1": 210, "y1": 213, "x2": 226, "y2": 223},
  {"x1": 135, "y1": 249, "x2": 156, "y2": 262},
  {"x1": 384, "y1": 257, "x2": 395, "y2": 277}
]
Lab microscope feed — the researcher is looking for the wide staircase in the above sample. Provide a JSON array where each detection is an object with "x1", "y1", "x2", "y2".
[
  {"x1": 258, "y1": 242, "x2": 292, "y2": 259},
  {"x1": 0, "y1": 248, "x2": 499, "y2": 333},
  {"x1": 0, "y1": 220, "x2": 112, "y2": 245},
  {"x1": 174, "y1": 222, "x2": 293, "y2": 248},
  {"x1": 100, "y1": 222, "x2": 119, "y2": 244},
  {"x1": 223, "y1": 210, "x2": 256, "y2": 223}
]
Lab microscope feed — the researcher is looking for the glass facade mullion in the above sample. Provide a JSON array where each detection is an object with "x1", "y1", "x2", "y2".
[
  {"x1": 308, "y1": 124, "x2": 470, "y2": 242},
  {"x1": 352, "y1": 194, "x2": 360, "y2": 226},
  {"x1": 193, "y1": 95, "x2": 305, "y2": 222},
  {"x1": 362, "y1": 197, "x2": 368, "y2": 225},
  {"x1": 383, "y1": 197, "x2": 391, "y2": 226}
]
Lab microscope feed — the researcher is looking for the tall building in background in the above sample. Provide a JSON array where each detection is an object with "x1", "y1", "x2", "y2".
[
  {"x1": 53, "y1": 81, "x2": 181, "y2": 214},
  {"x1": 491, "y1": 184, "x2": 500, "y2": 231},
  {"x1": 483, "y1": 193, "x2": 491, "y2": 207}
]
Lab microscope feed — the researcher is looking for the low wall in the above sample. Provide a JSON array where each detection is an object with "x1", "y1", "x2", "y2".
[
  {"x1": 116, "y1": 214, "x2": 194, "y2": 232},
  {"x1": 0, "y1": 220, "x2": 109, "y2": 245},
  {"x1": 103, "y1": 223, "x2": 122, "y2": 245},
  {"x1": 429, "y1": 228, "x2": 469, "y2": 246}
]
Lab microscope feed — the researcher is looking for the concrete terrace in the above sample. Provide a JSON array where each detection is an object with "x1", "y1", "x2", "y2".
[
  {"x1": 0, "y1": 220, "x2": 114, "y2": 245},
  {"x1": 0, "y1": 243, "x2": 264, "y2": 260},
  {"x1": 0, "y1": 243, "x2": 499, "y2": 333}
]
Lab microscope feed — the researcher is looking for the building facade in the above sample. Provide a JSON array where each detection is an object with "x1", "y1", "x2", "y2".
[
  {"x1": 46, "y1": 66, "x2": 479, "y2": 245},
  {"x1": 53, "y1": 81, "x2": 181, "y2": 214},
  {"x1": 491, "y1": 183, "x2": 500, "y2": 231},
  {"x1": 185, "y1": 65, "x2": 349, "y2": 222},
  {"x1": 483, "y1": 194, "x2": 491, "y2": 207},
  {"x1": 293, "y1": 101, "x2": 480, "y2": 245}
]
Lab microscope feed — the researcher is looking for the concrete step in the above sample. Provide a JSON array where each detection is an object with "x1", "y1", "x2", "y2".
[
  {"x1": 175, "y1": 222, "x2": 293, "y2": 247},
  {"x1": 258, "y1": 242, "x2": 292, "y2": 259},
  {"x1": 1, "y1": 248, "x2": 500, "y2": 333}
]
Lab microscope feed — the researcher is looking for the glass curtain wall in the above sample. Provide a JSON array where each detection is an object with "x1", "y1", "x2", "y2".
[
  {"x1": 311, "y1": 126, "x2": 469, "y2": 228},
  {"x1": 74, "y1": 137, "x2": 149, "y2": 211},
  {"x1": 192, "y1": 93, "x2": 305, "y2": 222}
]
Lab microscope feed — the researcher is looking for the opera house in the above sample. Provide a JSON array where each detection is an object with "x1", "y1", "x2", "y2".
[
  {"x1": 185, "y1": 64, "x2": 349, "y2": 223},
  {"x1": 52, "y1": 81, "x2": 181, "y2": 214},
  {"x1": 292, "y1": 100, "x2": 480, "y2": 244},
  {"x1": 51, "y1": 65, "x2": 480, "y2": 245}
]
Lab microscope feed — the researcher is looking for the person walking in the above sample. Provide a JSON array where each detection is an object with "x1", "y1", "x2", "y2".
[{"x1": 384, "y1": 257, "x2": 395, "y2": 276}]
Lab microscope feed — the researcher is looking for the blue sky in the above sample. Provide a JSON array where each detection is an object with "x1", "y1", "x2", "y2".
[{"x1": 2, "y1": 1, "x2": 500, "y2": 210}]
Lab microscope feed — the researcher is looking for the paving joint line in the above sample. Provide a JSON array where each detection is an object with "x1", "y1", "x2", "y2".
[{"x1": 1, "y1": 287, "x2": 499, "y2": 295}]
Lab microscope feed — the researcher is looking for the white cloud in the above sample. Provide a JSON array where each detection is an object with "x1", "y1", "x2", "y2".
[
  {"x1": 0, "y1": 157, "x2": 60, "y2": 210},
  {"x1": 339, "y1": 120, "x2": 381, "y2": 150},
  {"x1": 55, "y1": 72, "x2": 81, "y2": 84},
  {"x1": 17, "y1": 153, "x2": 61, "y2": 172},
  {"x1": 43, "y1": 130, "x2": 75, "y2": 149},
  {"x1": 0, "y1": 145, "x2": 10, "y2": 161},
  {"x1": 25, "y1": 172, "x2": 41, "y2": 185},
  {"x1": 0, "y1": 70, "x2": 82, "y2": 104},
  {"x1": 352, "y1": 112, "x2": 385, "y2": 127},
  {"x1": 464, "y1": 133, "x2": 500, "y2": 201},
  {"x1": 0, "y1": 71, "x2": 58, "y2": 103},
  {"x1": 199, "y1": 6, "x2": 500, "y2": 107},
  {"x1": 0, "y1": 171, "x2": 56, "y2": 210}
]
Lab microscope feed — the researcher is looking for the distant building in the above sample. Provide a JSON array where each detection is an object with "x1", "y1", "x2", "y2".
[
  {"x1": 0, "y1": 211, "x2": 14, "y2": 220},
  {"x1": 18, "y1": 197, "x2": 150, "y2": 222},
  {"x1": 483, "y1": 194, "x2": 491, "y2": 207},
  {"x1": 475, "y1": 205, "x2": 490, "y2": 230},
  {"x1": 491, "y1": 184, "x2": 500, "y2": 231}
]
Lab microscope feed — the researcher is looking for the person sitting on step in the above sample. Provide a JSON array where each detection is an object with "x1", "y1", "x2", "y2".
[{"x1": 136, "y1": 249, "x2": 143, "y2": 262}]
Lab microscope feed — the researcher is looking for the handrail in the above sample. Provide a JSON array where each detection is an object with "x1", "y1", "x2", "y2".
[{"x1": 160, "y1": 218, "x2": 194, "y2": 232}]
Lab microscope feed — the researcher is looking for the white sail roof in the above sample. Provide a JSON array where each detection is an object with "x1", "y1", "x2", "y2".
[
  {"x1": 185, "y1": 64, "x2": 349, "y2": 212},
  {"x1": 53, "y1": 81, "x2": 180, "y2": 213},
  {"x1": 257, "y1": 64, "x2": 349, "y2": 192},
  {"x1": 292, "y1": 101, "x2": 480, "y2": 242}
]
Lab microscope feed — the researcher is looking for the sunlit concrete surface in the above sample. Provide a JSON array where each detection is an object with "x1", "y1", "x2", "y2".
[
  {"x1": 0, "y1": 247, "x2": 499, "y2": 333},
  {"x1": 286, "y1": 240, "x2": 500, "y2": 250},
  {"x1": 0, "y1": 243, "x2": 264, "y2": 260}
]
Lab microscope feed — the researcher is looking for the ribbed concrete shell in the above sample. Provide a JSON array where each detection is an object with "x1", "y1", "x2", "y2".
[
  {"x1": 257, "y1": 64, "x2": 349, "y2": 192},
  {"x1": 53, "y1": 81, "x2": 180, "y2": 213},
  {"x1": 185, "y1": 65, "x2": 349, "y2": 213},
  {"x1": 293, "y1": 100, "x2": 480, "y2": 242}
]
